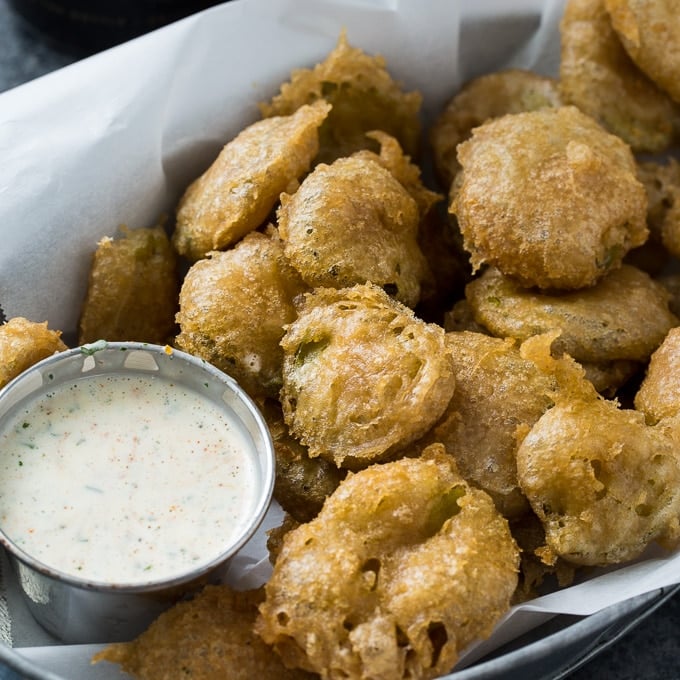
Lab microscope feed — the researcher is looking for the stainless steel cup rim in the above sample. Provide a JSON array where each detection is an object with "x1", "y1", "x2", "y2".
[{"x1": 0, "y1": 340, "x2": 276, "y2": 595}]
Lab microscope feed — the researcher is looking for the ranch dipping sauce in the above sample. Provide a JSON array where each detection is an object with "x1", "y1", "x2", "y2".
[{"x1": 0, "y1": 370, "x2": 259, "y2": 586}]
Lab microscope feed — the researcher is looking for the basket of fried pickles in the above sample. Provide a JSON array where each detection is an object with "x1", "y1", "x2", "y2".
[{"x1": 3, "y1": 0, "x2": 680, "y2": 677}]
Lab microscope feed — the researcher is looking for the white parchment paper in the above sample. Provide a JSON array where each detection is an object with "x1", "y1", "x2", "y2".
[{"x1": 1, "y1": 0, "x2": 680, "y2": 677}]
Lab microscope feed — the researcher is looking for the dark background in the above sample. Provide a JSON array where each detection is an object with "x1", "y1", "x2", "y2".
[{"x1": 1, "y1": 0, "x2": 679, "y2": 678}]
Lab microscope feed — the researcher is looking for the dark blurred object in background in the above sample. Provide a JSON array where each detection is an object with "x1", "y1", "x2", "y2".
[{"x1": 7, "y1": 0, "x2": 226, "y2": 55}]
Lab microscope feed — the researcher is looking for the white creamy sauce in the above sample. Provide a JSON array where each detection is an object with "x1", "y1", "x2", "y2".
[{"x1": 0, "y1": 373, "x2": 258, "y2": 585}]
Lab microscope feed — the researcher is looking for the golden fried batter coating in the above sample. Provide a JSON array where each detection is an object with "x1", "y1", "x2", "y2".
[
  {"x1": 259, "y1": 398, "x2": 346, "y2": 523},
  {"x1": 637, "y1": 159, "x2": 680, "y2": 258},
  {"x1": 418, "y1": 332, "x2": 559, "y2": 519},
  {"x1": 635, "y1": 327, "x2": 680, "y2": 425},
  {"x1": 517, "y1": 393, "x2": 680, "y2": 566},
  {"x1": 256, "y1": 447, "x2": 519, "y2": 679},
  {"x1": 280, "y1": 284, "x2": 456, "y2": 469},
  {"x1": 465, "y1": 265, "x2": 677, "y2": 364},
  {"x1": 451, "y1": 106, "x2": 648, "y2": 290},
  {"x1": 0, "y1": 317, "x2": 67, "y2": 388},
  {"x1": 173, "y1": 101, "x2": 330, "y2": 261},
  {"x1": 175, "y1": 230, "x2": 307, "y2": 399},
  {"x1": 277, "y1": 156, "x2": 427, "y2": 308},
  {"x1": 78, "y1": 225, "x2": 179, "y2": 345},
  {"x1": 605, "y1": 0, "x2": 680, "y2": 104},
  {"x1": 93, "y1": 585, "x2": 315, "y2": 680},
  {"x1": 559, "y1": 0, "x2": 680, "y2": 153},
  {"x1": 430, "y1": 69, "x2": 562, "y2": 190},
  {"x1": 260, "y1": 33, "x2": 421, "y2": 165},
  {"x1": 352, "y1": 131, "x2": 442, "y2": 219}
]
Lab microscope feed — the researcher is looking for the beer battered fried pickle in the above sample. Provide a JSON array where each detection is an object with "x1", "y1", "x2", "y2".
[
  {"x1": 430, "y1": 69, "x2": 562, "y2": 190},
  {"x1": 466, "y1": 265, "x2": 677, "y2": 365},
  {"x1": 175, "y1": 230, "x2": 307, "y2": 399},
  {"x1": 280, "y1": 284, "x2": 456, "y2": 469},
  {"x1": 0, "y1": 317, "x2": 67, "y2": 388},
  {"x1": 605, "y1": 0, "x2": 680, "y2": 104},
  {"x1": 559, "y1": 0, "x2": 680, "y2": 153},
  {"x1": 419, "y1": 332, "x2": 558, "y2": 519},
  {"x1": 635, "y1": 328, "x2": 680, "y2": 425},
  {"x1": 517, "y1": 392, "x2": 680, "y2": 566},
  {"x1": 256, "y1": 447, "x2": 520, "y2": 680},
  {"x1": 260, "y1": 33, "x2": 421, "y2": 165},
  {"x1": 516, "y1": 334, "x2": 680, "y2": 566},
  {"x1": 173, "y1": 101, "x2": 330, "y2": 261},
  {"x1": 451, "y1": 106, "x2": 648, "y2": 290},
  {"x1": 93, "y1": 585, "x2": 315, "y2": 680},
  {"x1": 78, "y1": 225, "x2": 179, "y2": 345},
  {"x1": 277, "y1": 155, "x2": 427, "y2": 308}
]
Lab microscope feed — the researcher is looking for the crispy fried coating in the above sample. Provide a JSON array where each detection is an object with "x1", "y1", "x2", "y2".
[
  {"x1": 516, "y1": 334, "x2": 680, "y2": 566},
  {"x1": 635, "y1": 327, "x2": 680, "y2": 425},
  {"x1": 175, "y1": 230, "x2": 307, "y2": 399},
  {"x1": 559, "y1": 0, "x2": 680, "y2": 153},
  {"x1": 418, "y1": 332, "x2": 559, "y2": 519},
  {"x1": 517, "y1": 394, "x2": 680, "y2": 566},
  {"x1": 78, "y1": 225, "x2": 179, "y2": 345},
  {"x1": 256, "y1": 447, "x2": 520, "y2": 680},
  {"x1": 605, "y1": 0, "x2": 680, "y2": 104},
  {"x1": 277, "y1": 156, "x2": 427, "y2": 308},
  {"x1": 578, "y1": 359, "x2": 641, "y2": 396},
  {"x1": 352, "y1": 131, "x2": 442, "y2": 219},
  {"x1": 349, "y1": 131, "x2": 468, "y2": 320},
  {"x1": 637, "y1": 159, "x2": 680, "y2": 258},
  {"x1": 0, "y1": 317, "x2": 67, "y2": 388},
  {"x1": 451, "y1": 106, "x2": 648, "y2": 290},
  {"x1": 430, "y1": 69, "x2": 562, "y2": 190},
  {"x1": 93, "y1": 585, "x2": 315, "y2": 680},
  {"x1": 465, "y1": 265, "x2": 677, "y2": 364},
  {"x1": 173, "y1": 101, "x2": 330, "y2": 261},
  {"x1": 280, "y1": 284, "x2": 456, "y2": 469},
  {"x1": 260, "y1": 33, "x2": 421, "y2": 165},
  {"x1": 259, "y1": 398, "x2": 346, "y2": 523}
]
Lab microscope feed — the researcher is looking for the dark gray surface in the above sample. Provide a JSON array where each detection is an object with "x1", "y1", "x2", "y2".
[{"x1": 1, "y1": 0, "x2": 680, "y2": 677}]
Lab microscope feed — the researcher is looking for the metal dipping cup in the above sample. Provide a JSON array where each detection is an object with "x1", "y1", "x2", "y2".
[{"x1": 0, "y1": 342, "x2": 275, "y2": 644}]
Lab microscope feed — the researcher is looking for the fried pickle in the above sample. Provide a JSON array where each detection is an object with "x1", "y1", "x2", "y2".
[
  {"x1": 605, "y1": 0, "x2": 680, "y2": 104},
  {"x1": 350, "y1": 131, "x2": 471, "y2": 321},
  {"x1": 465, "y1": 265, "x2": 677, "y2": 364},
  {"x1": 256, "y1": 447, "x2": 519, "y2": 680},
  {"x1": 260, "y1": 33, "x2": 421, "y2": 165},
  {"x1": 430, "y1": 69, "x2": 562, "y2": 191},
  {"x1": 0, "y1": 317, "x2": 67, "y2": 388},
  {"x1": 517, "y1": 393, "x2": 680, "y2": 566},
  {"x1": 93, "y1": 585, "x2": 316, "y2": 680},
  {"x1": 559, "y1": 0, "x2": 680, "y2": 153},
  {"x1": 175, "y1": 229, "x2": 307, "y2": 399},
  {"x1": 277, "y1": 155, "x2": 427, "y2": 308},
  {"x1": 280, "y1": 284, "x2": 456, "y2": 469},
  {"x1": 451, "y1": 106, "x2": 648, "y2": 290},
  {"x1": 352, "y1": 130, "x2": 442, "y2": 219},
  {"x1": 78, "y1": 225, "x2": 179, "y2": 345},
  {"x1": 173, "y1": 101, "x2": 330, "y2": 261},
  {"x1": 418, "y1": 332, "x2": 559, "y2": 519}
]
